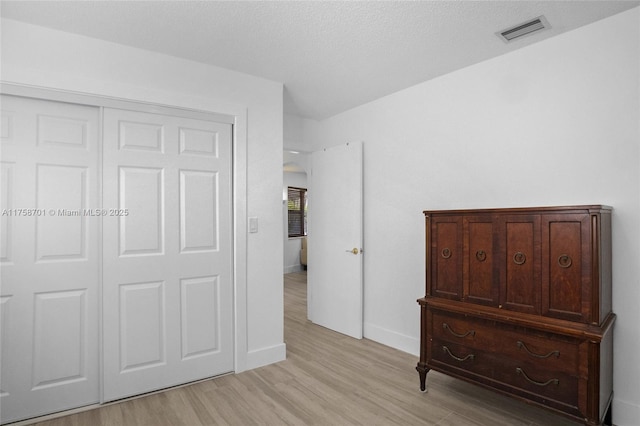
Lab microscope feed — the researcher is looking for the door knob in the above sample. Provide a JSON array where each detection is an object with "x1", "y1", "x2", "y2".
[{"x1": 346, "y1": 248, "x2": 359, "y2": 255}]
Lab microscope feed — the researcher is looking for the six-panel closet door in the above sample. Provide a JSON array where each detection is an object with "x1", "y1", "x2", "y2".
[
  {"x1": 0, "y1": 96, "x2": 235, "y2": 423},
  {"x1": 0, "y1": 95, "x2": 101, "y2": 423},
  {"x1": 101, "y1": 108, "x2": 234, "y2": 402}
]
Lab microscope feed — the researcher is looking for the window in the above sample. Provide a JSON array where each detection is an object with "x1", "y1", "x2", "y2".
[{"x1": 287, "y1": 186, "x2": 307, "y2": 237}]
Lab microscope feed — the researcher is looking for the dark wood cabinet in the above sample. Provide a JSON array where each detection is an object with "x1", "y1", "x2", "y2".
[{"x1": 417, "y1": 205, "x2": 614, "y2": 426}]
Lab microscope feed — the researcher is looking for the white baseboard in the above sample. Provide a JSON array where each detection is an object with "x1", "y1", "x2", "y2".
[
  {"x1": 613, "y1": 397, "x2": 640, "y2": 426},
  {"x1": 245, "y1": 343, "x2": 287, "y2": 371},
  {"x1": 364, "y1": 322, "x2": 419, "y2": 356}
]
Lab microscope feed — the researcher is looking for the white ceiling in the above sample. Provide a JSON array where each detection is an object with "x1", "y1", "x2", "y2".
[{"x1": 1, "y1": 1, "x2": 638, "y2": 120}]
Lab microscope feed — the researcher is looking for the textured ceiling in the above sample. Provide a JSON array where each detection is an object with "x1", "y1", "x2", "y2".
[{"x1": 1, "y1": 1, "x2": 638, "y2": 120}]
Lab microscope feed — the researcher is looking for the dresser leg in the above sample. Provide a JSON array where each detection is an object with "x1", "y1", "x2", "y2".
[{"x1": 416, "y1": 363, "x2": 430, "y2": 392}]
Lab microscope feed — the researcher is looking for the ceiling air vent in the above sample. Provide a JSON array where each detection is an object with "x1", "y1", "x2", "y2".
[{"x1": 497, "y1": 16, "x2": 551, "y2": 43}]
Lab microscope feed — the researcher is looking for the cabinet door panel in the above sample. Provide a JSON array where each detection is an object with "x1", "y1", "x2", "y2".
[
  {"x1": 431, "y1": 218, "x2": 462, "y2": 299},
  {"x1": 464, "y1": 218, "x2": 497, "y2": 306},
  {"x1": 501, "y1": 216, "x2": 540, "y2": 314},
  {"x1": 542, "y1": 214, "x2": 590, "y2": 322}
]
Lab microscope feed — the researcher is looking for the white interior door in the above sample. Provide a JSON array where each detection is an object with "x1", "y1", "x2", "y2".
[
  {"x1": 308, "y1": 142, "x2": 363, "y2": 339},
  {"x1": 0, "y1": 95, "x2": 100, "y2": 423},
  {"x1": 102, "y1": 108, "x2": 234, "y2": 401}
]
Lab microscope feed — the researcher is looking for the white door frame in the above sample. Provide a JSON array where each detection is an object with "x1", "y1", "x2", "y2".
[{"x1": 0, "y1": 82, "x2": 250, "y2": 399}]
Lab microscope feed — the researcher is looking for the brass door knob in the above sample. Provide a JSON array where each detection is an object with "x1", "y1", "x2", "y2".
[{"x1": 345, "y1": 248, "x2": 359, "y2": 255}]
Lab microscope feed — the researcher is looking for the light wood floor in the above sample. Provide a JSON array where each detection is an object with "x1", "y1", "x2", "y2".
[{"x1": 27, "y1": 272, "x2": 579, "y2": 426}]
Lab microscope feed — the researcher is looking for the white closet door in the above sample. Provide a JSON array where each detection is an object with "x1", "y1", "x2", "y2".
[
  {"x1": 102, "y1": 108, "x2": 233, "y2": 401},
  {"x1": 0, "y1": 95, "x2": 100, "y2": 423}
]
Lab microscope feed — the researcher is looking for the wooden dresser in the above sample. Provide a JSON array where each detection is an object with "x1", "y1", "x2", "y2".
[{"x1": 416, "y1": 205, "x2": 615, "y2": 426}]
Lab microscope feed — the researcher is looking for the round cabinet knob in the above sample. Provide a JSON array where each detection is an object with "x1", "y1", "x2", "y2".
[
  {"x1": 558, "y1": 254, "x2": 572, "y2": 268},
  {"x1": 513, "y1": 252, "x2": 526, "y2": 265}
]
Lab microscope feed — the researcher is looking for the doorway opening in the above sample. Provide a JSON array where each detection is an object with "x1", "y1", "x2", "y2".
[{"x1": 283, "y1": 154, "x2": 309, "y2": 275}]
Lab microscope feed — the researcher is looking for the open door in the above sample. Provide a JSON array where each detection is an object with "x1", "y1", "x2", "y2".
[{"x1": 308, "y1": 142, "x2": 363, "y2": 339}]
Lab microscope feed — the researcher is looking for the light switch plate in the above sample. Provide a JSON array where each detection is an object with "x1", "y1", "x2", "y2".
[{"x1": 249, "y1": 217, "x2": 258, "y2": 233}]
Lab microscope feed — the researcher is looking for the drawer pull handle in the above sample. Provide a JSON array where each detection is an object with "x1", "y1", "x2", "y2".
[
  {"x1": 517, "y1": 341, "x2": 560, "y2": 359},
  {"x1": 443, "y1": 323, "x2": 476, "y2": 338},
  {"x1": 516, "y1": 367, "x2": 559, "y2": 387},
  {"x1": 513, "y1": 251, "x2": 526, "y2": 265},
  {"x1": 475, "y1": 250, "x2": 487, "y2": 262},
  {"x1": 442, "y1": 346, "x2": 475, "y2": 362},
  {"x1": 558, "y1": 254, "x2": 572, "y2": 268},
  {"x1": 441, "y1": 248, "x2": 452, "y2": 259}
]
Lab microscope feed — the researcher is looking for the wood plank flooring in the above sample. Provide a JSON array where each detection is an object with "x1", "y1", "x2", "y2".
[{"x1": 25, "y1": 272, "x2": 579, "y2": 425}]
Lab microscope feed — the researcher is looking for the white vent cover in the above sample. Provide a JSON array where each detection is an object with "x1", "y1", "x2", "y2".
[{"x1": 497, "y1": 16, "x2": 551, "y2": 42}]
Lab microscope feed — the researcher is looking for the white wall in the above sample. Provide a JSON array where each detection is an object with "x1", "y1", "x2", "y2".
[
  {"x1": 284, "y1": 113, "x2": 308, "y2": 153},
  {"x1": 303, "y1": 7, "x2": 640, "y2": 424},
  {"x1": 1, "y1": 19, "x2": 285, "y2": 371},
  {"x1": 283, "y1": 171, "x2": 308, "y2": 273}
]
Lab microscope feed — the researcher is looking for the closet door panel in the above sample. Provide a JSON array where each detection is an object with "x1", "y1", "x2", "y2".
[
  {"x1": 0, "y1": 95, "x2": 100, "y2": 424},
  {"x1": 102, "y1": 108, "x2": 234, "y2": 402}
]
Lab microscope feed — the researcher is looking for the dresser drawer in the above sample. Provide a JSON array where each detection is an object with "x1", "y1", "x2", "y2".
[
  {"x1": 429, "y1": 338, "x2": 492, "y2": 378},
  {"x1": 429, "y1": 309, "x2": 580, "y2": 376},
  {"x1": 430, "y1": 310, "x2": 488, "y2": 349},
  {"x1": 502, "y1": 331, "x2": 579, "y2": 376},
  {"x1": 496, "y1": 354, "x2": 579, "y2": 408},
  {"x1": 429, "y1": 338, "x2": 579, "y2": 408}
]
